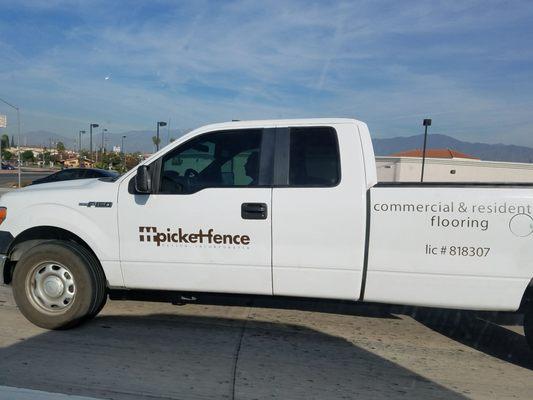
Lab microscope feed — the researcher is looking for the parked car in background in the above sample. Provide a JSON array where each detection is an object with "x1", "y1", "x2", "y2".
[
  {"x1": 1, "y1": 163, "x2": 15, "y2": 170},
  {"x1": 31, "y1": 168, "x2": 119, "y2": 185}
]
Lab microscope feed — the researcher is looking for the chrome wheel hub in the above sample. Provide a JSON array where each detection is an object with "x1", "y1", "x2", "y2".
[
  {"x1": 43, "y1": 276, "x2": 64, "y2": 298},
  {"x1": 27, "y1": 262, "x2": 76, "y2": 313}
]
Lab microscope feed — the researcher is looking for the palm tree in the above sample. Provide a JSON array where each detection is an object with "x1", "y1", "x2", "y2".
[{"x1": 152, "y1": 136, "x2": 161, "y2": 152}]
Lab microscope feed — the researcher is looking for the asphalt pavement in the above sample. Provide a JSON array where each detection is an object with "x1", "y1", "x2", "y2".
[
  {"x1": 0, "y1": 171, "x2": 52, "y2": 188},
  {"x1": 0, "y1": 177, "x2": 532, "y2": 399},
  {"x1": 1, "y1": 285, "x2": 532, "y2": 400}
]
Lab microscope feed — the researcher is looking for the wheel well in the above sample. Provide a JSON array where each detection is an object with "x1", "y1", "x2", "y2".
[
  {"x1": 3, "y1": 226, "x2": 103, "y2": 285},
  {"x1": 519, "y1": 278, "x2": 533, "y2": 312}
]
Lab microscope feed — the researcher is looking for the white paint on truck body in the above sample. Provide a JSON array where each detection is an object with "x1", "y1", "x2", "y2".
[
  {"x1": 1, "y1": 118, "x2": 532, "y2": 312},
  {"x1": 366, "y1": 187, "x2": 533, "y2": 310},
  {"x1": 0, "y1": 178, "x2": 123, "y2": 287}
]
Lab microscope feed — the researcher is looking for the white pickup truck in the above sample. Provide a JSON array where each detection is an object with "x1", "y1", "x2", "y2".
[{"x1": 1, "y1": 118, "x2": 533, "y2": 347}]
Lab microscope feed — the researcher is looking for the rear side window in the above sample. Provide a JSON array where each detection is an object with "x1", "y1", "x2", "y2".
[{"x1": 289, "y1": 127, "x2": 340, "y2": 186}]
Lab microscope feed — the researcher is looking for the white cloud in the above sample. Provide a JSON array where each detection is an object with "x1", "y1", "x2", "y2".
[{"x1": 0, "y1": 0, "x2": 532, "y2": 145}]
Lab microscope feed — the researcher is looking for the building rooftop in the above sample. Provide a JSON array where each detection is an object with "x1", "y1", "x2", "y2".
[{"x1": 390, "y1": 148, "x2": 479, "y2": 160}]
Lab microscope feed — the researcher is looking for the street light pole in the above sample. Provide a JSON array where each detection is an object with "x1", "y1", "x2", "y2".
[
  {"x1": 156, "y1": 121, "x2": 167, "y2": 152},
  {"x1": 89, "y1": 123, "x2": 99, "y2": 162},
  {"x1": 0, "y1": 97, "x2": 21, "y2": 187},
  {"x1": 420, "y1": 118, "x2": 432, "y2": 183}
]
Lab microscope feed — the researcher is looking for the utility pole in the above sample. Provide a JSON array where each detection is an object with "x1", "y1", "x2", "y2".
[
  {"x1": 101, "y1": 128, "x2": 108, "y2": 160},
  {"x1": 420, "y1": 118, "x2": 432, "y2": 183},
  {"x1": 121, "y1": 135, "x2": 126, "y2": 171},
  {"x1": 89, "y1": 123, "x2": 99, "y2": 162},
  {"x1": 167, "y1": 117, "x2": 171, "y2": 144},
  {"x1": 0, "y1": 97, "x2": 21, "y2": 187},
  {"x1": 78, "y1": 130, "x2": 86, "y2": 166},
  {"x1": 78, "y1": 130, "x2": 86, "y2": 153}
]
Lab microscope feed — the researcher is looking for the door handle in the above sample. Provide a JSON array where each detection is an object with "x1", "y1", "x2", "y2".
[{"x1": 241, "y1": 203, "x2": 268, "y2": 220}]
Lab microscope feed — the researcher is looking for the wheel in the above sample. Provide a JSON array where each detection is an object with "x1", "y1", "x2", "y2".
[
  {"x1": 11, "y1": 240, "x2": 107, "y2": 329},
  {"x1": 69, "y1": 241, "x2": 108, "y2": 319},
  {"x1": 524, "y1": 304, "x2": 533, "y2": 350}
]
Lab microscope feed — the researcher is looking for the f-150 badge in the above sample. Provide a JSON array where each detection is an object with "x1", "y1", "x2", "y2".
[{"x1": 78, "y1": 202, "x2": 113, "y2": 208}]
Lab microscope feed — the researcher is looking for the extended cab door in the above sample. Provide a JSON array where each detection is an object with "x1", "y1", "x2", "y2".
[
  {"x1": 271, "y1": 123, "x2": 368, "y2": 300},
  {"x1": 117, "y1": 128, "x2": 274, "y2": 294}
]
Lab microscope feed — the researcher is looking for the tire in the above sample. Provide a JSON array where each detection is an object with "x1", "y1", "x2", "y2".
[
  {"x1": 524, "y1": 304, "x2": 533, "y2": 350},
  {"x1": 70, "y1": 242, "x2": 108, "y2": 318},
  {"x1": 11, "y1": 240, "x2": 107, "y2": 329}
]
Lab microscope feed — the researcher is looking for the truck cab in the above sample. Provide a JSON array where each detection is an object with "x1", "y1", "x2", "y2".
[{"x1": 117, "y1": 119, "x2": 373, "y2": 300}]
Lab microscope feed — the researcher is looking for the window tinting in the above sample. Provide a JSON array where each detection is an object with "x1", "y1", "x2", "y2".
[
  {"x1": 57, "y1": 169, "x2": 79, "y2": 180},
  {"x1": 160, "y1": 129, "x2": 262, "y2": 194},
  {"x1": 289, "y1": 127, "x2": 340, "y2": 186}
]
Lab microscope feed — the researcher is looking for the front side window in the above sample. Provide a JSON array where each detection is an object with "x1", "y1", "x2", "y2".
[
  {"x1": 160, "y1": 129, "x2": 262, "y2": 194},
  {"x1": 289, "y1": 127, "x2": 340, "y2": 186}
]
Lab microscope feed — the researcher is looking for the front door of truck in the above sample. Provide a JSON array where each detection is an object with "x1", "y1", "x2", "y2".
[{"x1": 117, "y1": 128, "x2": 273, "y2": 295}]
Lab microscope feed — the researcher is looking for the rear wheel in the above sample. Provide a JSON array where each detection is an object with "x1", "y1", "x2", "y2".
[
  {"x1": 524, "y1": 303, "x2": 533, "y2": 350},
  {"x1": 12, "y1": 240, "x2": 106, "y2": 329}
]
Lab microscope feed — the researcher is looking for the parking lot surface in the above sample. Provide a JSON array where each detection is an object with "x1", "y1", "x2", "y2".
[
  {"x1": 0, "y1": 171, "x2": 51, "y2": 188},
  {"x1": 1, "y1": 286, "x2": 532, "y2": 400}
]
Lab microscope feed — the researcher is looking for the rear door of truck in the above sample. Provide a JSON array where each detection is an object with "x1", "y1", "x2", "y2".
[{"x1": 271, "y1": 122, "x2": 368, "y2": 300}]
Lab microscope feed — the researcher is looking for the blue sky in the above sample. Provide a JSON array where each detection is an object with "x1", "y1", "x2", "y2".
[{"x1": 0, "y1": 0, "x2": 533, "y2": 145}]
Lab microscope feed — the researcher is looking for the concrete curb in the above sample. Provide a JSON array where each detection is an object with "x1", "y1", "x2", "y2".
[{"x1": 0, "y1": 386, "x2": 101, "y2": 400}]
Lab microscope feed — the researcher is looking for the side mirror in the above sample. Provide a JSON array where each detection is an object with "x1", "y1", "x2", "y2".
[{"x1": 135, "y1": 165, "x2": 152, "y2": 194}]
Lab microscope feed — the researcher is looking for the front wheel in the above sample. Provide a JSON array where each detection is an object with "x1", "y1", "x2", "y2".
[{"x1": 12, "y1": 240, "x2": 107, "y2": 329}]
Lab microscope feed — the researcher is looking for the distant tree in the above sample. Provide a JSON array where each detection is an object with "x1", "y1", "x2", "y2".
[
  {"x1": 169, "y1": 137, "x2": 176, "y2": 143},
  {"x1": 10, "y1": 136, "x2": 14, "y2": 147},
  {"x1": 56, "y1": 141, "x2": 65, "y2": 152},
  {"x1": 95, "y1": 151, "x2": 123, "y2": 171},
  {"x1": 125, "y1": 153, "x2": 142, "y2": 170},
  {"x1": 2, "y1": 150, "x2": 12, "y2": 161},
  {"x1": 152, "y1": 136, "x2": 161, "y2": 149},
  {"x1": 50, "y1": 153, "x2": 61, "y2": 163},
  {"x1": 43, "y1": 152, "x2": 51, "y2": 163},
  {"x1": 21, "y1": 150, "x2": 35, "y2": 162},
  {"x1": 1, "y1": 134, "x2": 9, "y2": 149}
]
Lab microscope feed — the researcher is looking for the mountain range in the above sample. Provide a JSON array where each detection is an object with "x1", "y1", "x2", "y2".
[
  {"x1": 372, "y1": 134, "x2": 533, "y2": 163},
  {"x1": 12, "y1": 130, "x2": 533, "y2": 164}
]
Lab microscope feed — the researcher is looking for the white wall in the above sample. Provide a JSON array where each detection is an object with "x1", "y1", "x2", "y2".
[{"x1": 376, "y1": 157, "x2": 533, "y2": 183}]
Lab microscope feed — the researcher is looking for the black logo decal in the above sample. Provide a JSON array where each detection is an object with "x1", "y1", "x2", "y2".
[{"x1": 139, "y1": 226, "x2": 251, "y2": 247}]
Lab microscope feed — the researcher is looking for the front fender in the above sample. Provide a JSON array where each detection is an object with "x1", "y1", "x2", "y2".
[{"x1": 2, "y1": 203, "x2": 119, "y2": 262}]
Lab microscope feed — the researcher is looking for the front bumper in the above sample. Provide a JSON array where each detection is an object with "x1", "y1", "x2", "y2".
[
  {"x1": 0, "y1": 231, "x2": 14, "y2": 254},
  {"x1": 0, "y1": 231, "x2": 14, "y2": 286}
]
